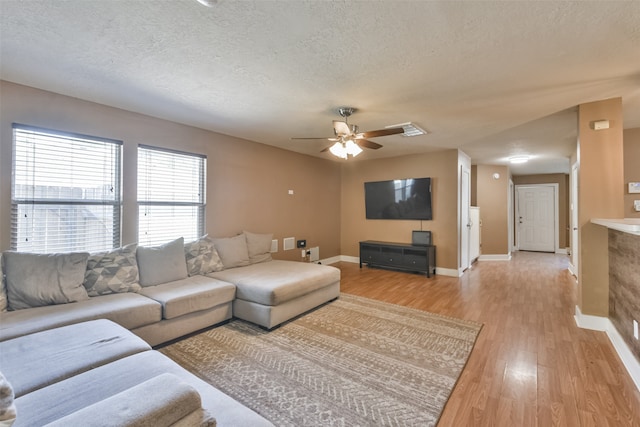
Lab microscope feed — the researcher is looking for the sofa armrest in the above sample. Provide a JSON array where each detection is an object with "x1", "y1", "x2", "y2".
[{"x1": 43, "y1": 373, "x2": 210, "y2": 427}]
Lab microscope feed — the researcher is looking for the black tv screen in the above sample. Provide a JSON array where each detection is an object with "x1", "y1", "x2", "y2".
[{"x1": 364, "y1": 177, "x2": 432, "y2": 220}]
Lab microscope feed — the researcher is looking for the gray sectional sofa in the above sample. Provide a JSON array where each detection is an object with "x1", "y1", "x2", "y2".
[{"x1": 0, "y1": 231, "x2": 340, "y2": 426}]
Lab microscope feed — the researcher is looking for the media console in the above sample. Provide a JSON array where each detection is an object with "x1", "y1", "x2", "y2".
[{"x1": 359, "y1": 240, "x2": 436, "y2": 277}]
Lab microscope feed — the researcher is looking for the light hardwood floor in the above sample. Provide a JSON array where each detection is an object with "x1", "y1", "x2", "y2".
[{"x1": 335, "y1": 251, "x2": 640, "y2": 426}]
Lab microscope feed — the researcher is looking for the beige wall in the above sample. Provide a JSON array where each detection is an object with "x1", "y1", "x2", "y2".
[
  {"x1": 577, "y1": 97, "x2": 624, "y2": 317},
  {"x1": 475, "y1": 165, "x2": 510, "y2": 255},
  {"x1": 512, "y1": 173, "x2": 570, "y2": 249},
  {"x1": 624, "y1": 128, "x2": 640, "y2": 218},
  {"x1": 340, "y1": 150, "x2": 460, "y2": 270},
  {"x1": 0, "y1": 81, "x2": 341, "y2": 261}
]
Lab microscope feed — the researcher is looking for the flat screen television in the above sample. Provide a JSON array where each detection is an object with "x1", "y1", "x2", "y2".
[{"x1": 364, "y1": 177, "x2": 432, "y2": 220}]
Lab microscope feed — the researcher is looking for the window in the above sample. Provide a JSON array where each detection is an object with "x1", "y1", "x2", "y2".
[
  {"x1": 11, "y1": 124, "x2": 122, "y2": 252},
  {"x1": 137, "y1": 145, "x2": 206, "y2": 246}
]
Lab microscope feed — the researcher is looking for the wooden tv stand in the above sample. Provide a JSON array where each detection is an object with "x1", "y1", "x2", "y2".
[{"x1": 359, "y1": 240, "x2": 436, "y2": 277}]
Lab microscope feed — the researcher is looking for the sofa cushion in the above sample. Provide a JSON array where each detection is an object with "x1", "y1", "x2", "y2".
[
  {"x1": 84, "y1": 243, "x2": 141, "y2": 296},
  {"x1": 139, "y1": 275, "x2": 235, "y2": 320},
  {"x1": 137, "y1": 238, "x2": 188, "y2": 287},
  {"x1": 3, "y1": 251, "x2": 90, "y2": 310},
  {"x1": 0, "y1": 293, "x2": 161, "y2": 342},
  {"x1": 244, "y1": 231, "x2": 273, "y2": 264},
  {"x1": 212, "y1": 234, "x2": 250, "y2": 269},
  {"x1": 184, "y1": 236, "x2": 224, "y2": 276},
  {"x1": 43, "y1": 373, "x2": 205, "y2": 427},
  {"x1": 14, "y1": 351, "x2": 273, "y2": 427},
  {"x1": 0, "y1": 319, "x2": 151, "y2": 398},
  {"x1": 208, "y1": 260, "x2": 341, "y2": 306}
]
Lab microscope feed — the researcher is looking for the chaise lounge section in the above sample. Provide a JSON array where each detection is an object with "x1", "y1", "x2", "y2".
[{"x1": 0, "y1": 231, "x2": 340, "y2": 425}]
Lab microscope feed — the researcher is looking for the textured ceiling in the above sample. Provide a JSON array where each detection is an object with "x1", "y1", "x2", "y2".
[{"x1": 1, "y1": 0, "x2": 639, "y2": 174}]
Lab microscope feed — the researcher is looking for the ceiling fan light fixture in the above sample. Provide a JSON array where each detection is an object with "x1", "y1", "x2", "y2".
[
  {"x1": 329, "y1": 142, "x2": 347, "y2": 159},
  {"x1": 509, "y1": 155, "x2": 530, "y2": 164},
  {"x1": 345, "y1": 140, "x2": 363, "y2": 157},
  {"x1": 385, "y1": 122, "x2": 427, "y2": 137}
]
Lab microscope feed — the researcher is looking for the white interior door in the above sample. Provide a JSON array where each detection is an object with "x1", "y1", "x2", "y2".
[
  {"x1": 460, "y1": 166, "x2": 470, "y2": 270},
  {"x1": 517, "y1": 185, "x2": 556, "y2": 252}
]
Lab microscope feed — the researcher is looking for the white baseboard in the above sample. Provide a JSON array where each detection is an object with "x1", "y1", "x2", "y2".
[
  {"x1": 437, "y1": 267, "x2": 460, "y2": 277},
  {"x1": 478, "y1": 254, "x2": 512, "y2": 261},
  {"x1": 319, "y1": 255, "x2": 353, "y2": 265},
  {"x1": 574, "y1": 305, "x2": 640, "y2": 391},
  {"x1": 331, "y1": 255, "x2": 459, "y2": 277},
  {"x1": 568, "y1": 262, "x2": 577, "y2": 277},
  {"x1": 555, "y1": 248, "x2": 568, "y2": 255}
]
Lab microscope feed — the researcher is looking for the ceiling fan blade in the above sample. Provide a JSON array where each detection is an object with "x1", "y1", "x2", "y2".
[
  {"x1": 333, "y1": 120, "x2": 351, "y2": 136},
  {"x1": 356, "y1": 139, "x2": 383, "y2": 150},
  {"x1": 320, "y1": 145, "x2": 332, "y2": 153},
  {"x1": 359, "y1": 127, "x2": 404, "y2": 139},
  {"x1": 291, "y1": 137, "x2": 339, "y2": 141}
]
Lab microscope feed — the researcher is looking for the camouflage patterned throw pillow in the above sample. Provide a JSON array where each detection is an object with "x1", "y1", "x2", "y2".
[
  {"x1": 184, "y1": 235, "x2": 224, "y2": 276},
  {"x1": 84, "y1": 243, "x2": 141, "y2": 296}
]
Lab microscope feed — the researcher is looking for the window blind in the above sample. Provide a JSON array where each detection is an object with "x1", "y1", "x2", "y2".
[
  {"x1": 11, "y1": 124, "x2": 122, "y2": 252},
  {"x1": 137, "y1": 145, "x2": 206, "y2": 246}
]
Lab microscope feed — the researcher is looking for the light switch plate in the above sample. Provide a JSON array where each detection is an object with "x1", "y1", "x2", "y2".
[
  {"x1": 629, "y1": 182, "x2": 640, "y2": 193},
  {"x1": 634, "y1": 200, "x2": 640, "y2": 212},
  {"x1": 270, "y1": 239, "x2": 278, "y2": 253}
]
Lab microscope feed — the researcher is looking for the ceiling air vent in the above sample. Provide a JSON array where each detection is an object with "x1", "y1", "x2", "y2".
[{"x1": 385, "y1": 122, "x2": 427, "y2": 137}]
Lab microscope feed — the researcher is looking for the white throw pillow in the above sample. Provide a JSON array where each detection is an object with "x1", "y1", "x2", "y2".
[
  {"x1": 212, "y1": 234, "x2": 250, "y2": 269},
  {"x1": 137, "y1": 238, "x2": 188, "y2": 287},
  {"x1": 84, "y1": 243, "x2": 141, "y2": 296},
  {"x1": 184, "y1": 235, "x2": 224, "y2": 276},
  {"x1": 3, "y1": 251, "x2": 90, "y2": 310},
  {"x1": 244, "y1": 231, "x2": 273, "y2": 264}
]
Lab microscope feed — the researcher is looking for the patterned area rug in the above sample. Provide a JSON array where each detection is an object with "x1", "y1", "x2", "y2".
[{"x1": 160, "y1": 294, "x2": 482, "y2": 427}]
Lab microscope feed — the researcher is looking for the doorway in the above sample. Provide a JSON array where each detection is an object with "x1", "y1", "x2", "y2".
[{"x1": 515, "y1": 184, "x2": 558, "y2": 252}]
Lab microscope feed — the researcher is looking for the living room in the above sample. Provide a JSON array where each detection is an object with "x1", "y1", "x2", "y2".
[{"x1": 1, "y1": 1, "x2": 640, "y2": 426}]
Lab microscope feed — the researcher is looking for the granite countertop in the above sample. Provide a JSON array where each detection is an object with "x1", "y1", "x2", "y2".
[{"x1": 591, "y1": 218, "x2": 640, "y2": 236}]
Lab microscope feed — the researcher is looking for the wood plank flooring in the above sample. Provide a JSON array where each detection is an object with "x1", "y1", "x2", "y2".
[{"x1": 335, "y1": 251, "x2": 640, "y2": 426}]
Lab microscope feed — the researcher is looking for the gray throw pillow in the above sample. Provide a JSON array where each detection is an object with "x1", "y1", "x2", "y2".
[
  {"x1": 0, "y1": 253, "x2": 7, "y2": 312},
  {"x1": 212, "y1": 234, "x2": 250, "y2": 269},
  {"x1": 137, "y1": 238, "x2": 188, "y2": 287},
  {"x1": 84, "y1": 243, "x2": 141, "y2": 296},
  {"x1": 184, "y1": 235, "x2": 224, "y2": 276},
  {"x1": 3, "y1": 251, "x2": 90, "y2": 310},
  {"x1": 244, "y1": 231, "x2": 273, "y2": 264}
]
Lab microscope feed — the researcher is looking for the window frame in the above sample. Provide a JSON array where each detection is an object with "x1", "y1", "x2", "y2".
[
  {"x1": 137, "y1": 144, "x2": 206, "y2": 246},
  {"x1": 11, "y1": 123, "x2": 123, "y2": 252}
]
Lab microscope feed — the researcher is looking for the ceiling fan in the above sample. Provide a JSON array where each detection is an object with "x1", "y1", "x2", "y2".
[{"x1": 292, "y1": 107, "x2": 404, "y2": 159}]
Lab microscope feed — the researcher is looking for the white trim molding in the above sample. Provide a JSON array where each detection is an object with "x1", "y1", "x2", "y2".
[
  {"x1": 574, "y1": 305, "x2": 640, "y2": 391},
  {"x1": 555, "y1": 248, "x2": 568, "y2": 255},
  {"x1": 478, "y1": 254, "x2": 512, "y2": 261},
  {"x1": 437, "y1": 267, "x2": 460, "y2": 277}
]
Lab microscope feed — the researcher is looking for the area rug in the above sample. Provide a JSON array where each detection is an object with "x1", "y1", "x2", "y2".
[{"x1": 159, "y1": 294, "x2": 482, "y2": 427}]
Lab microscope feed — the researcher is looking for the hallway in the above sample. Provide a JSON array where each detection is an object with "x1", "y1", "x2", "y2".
[{"x1": 337, "y1": 251, "x2": 640, "y2": 426}]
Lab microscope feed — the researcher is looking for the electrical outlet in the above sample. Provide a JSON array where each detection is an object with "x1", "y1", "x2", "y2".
[
  {"x1": 301, "y1": 249, "x2": 306, "y2": 258},
  {"x1": 634, "y1": 320, "x2": 639, "y2": 340}
]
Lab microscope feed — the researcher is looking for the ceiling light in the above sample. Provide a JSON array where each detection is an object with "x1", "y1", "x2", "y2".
[
  {"x1": 329, "y1": 140, "x2": 362, "y2": 159},
  {"x1": 509, "y1": 155, "x2": 530, "y2": 164},
  {"x1": 385, "y1": 122, "x2": 427, "y2": 137}
]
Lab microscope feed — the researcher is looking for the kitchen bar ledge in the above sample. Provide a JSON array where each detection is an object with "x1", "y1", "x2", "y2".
[{"x1": 591, "y1": 218, "x2": 640, "y2": 236}]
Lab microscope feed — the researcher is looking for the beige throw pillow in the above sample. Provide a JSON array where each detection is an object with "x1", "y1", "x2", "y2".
[
  {"x1": 244, "y1": 231, "x2": 273, "y2": 264},
  {"x1": 212, "y1": 234, "x2": 250, "y2": 269},
  {"x1": 3, "y1": 251, "x2": 90, "y2": 310},
  {"x1": 137, "y1": 238, "x2": 188, "y2": 287}
]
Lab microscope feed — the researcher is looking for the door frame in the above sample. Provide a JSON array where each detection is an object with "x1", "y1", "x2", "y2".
[
  {"x1": 569, "y1": 163, "x2": 579, "y2": 276},
  {"x1": 514, "y1": 183, "x2": 559, "y2": 253}
]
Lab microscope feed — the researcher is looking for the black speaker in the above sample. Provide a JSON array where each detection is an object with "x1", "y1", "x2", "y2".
[{"x1": 412, "y1": 230, "x2": 432, "y2": 246}]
